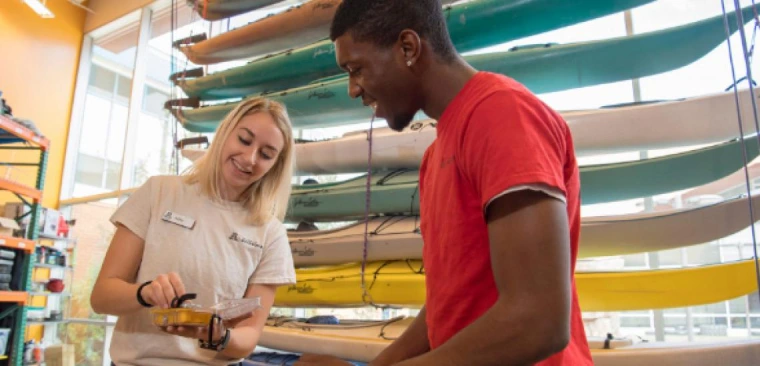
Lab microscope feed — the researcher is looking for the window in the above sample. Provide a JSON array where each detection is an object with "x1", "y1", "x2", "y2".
[
  {"x1": 691, "y1": 302, "x2": 728, "y2": 315},
  {"x1": 731, "y1": 317, "x2": 748, "y2": 328},
  {"x1": 142, "y1": 86, "x2": 169, "y2": 116},
  {"x1": 74, "y1": 154, "x2": 120, "y2": 191},
  {"x1": 750, "y1": 292, "x2": 760, "y2": 313},
  {"x1": 70, "y1": 13, "x2": 140, "y2": 197},
  {"x1": 622, "y1": 254, "x2": 647, "y2": 268},
  {"x1": 62, "y1": 197, "x2": 120, "y2": 365},
  {"x1": 659, "y1": 248, "x2": 685, "y2": 267},
  {"x1": 633, "y1": 0, "x2": 760, "y2": 101},
  {"x1": 730, "y1": 296, "x2": 749, "y2": 314},
  {"x1": 685, "y1": 243, "x2": 722, "y2": 266},
  {"x1": 663, "y1": 316, "x2": 687, "y2": 329},
  {"x1": 620, "y1": 316, "x2": 651, "y2": 328}
]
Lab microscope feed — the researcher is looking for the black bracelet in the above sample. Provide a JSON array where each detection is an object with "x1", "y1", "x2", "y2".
[
  {"x1": 217, "y1": 328, "x2": 231, "y2": 351},
  {"x1": 136, "y1": 281, "x2": 153, "y2": 308},
  {"x1": 199, "y1": 315, "x2": 230, "y2": 352}
]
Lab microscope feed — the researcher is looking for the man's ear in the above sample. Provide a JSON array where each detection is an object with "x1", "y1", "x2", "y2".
[{"x1": 397, "y1": 29, "x2": 422, "y2": 67}]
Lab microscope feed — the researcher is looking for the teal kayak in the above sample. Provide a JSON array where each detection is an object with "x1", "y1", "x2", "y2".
[
  {"x1": 176, "y1": 0, "x2": 655, "y2": 100},
  {"x1": 286, "y1": 138, "x2": 760, "y2": 221},
  {"x1": 189, "y1": 0, "x2": 283, "y2": 20},
  {"x1": 171, "y1": 5, "x2": 757, "y2": 132}
]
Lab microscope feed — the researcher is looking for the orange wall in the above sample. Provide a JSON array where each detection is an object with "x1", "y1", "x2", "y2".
[
  {"x1": 0, "y1": 1, "x2": 86, "y2": 208},
  {"x1": 84, "y1": 0, "x2": 153, "y2": 33}
]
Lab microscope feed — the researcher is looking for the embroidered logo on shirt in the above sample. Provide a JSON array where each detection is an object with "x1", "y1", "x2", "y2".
[{"x1": 229, "y1": 232, "x2": 263, "y2": 249}]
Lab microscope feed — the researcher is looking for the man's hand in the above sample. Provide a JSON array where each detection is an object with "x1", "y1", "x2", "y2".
[{"x1": 294, "y1": 353, "x2": 355, "y2": 365}]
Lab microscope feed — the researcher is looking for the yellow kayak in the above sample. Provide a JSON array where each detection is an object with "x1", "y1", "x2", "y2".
[{"x1": 274, "y1": 260, "x2": 759, "y2": 311}]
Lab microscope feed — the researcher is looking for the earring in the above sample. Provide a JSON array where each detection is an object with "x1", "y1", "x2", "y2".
[{"x1": 406, "y1": 60, "x2": 413, "y2": 67}]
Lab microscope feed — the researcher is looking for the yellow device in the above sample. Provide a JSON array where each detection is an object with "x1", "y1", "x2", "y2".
[{"x1": 151, "y1": 293, "x2": 260, "y2": 327}]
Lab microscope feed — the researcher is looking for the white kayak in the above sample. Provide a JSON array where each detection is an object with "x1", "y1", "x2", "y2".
[
  {"x1": 259, "y1": 316, "x2": 760, "y2": 365},
  {"x1": 580, "y1": 194, "x2": 760, "y2": 258},
  {"x1": 592, "y1": 340, "x2": 760, "y2": 366},
  {"x1": 289, "y1": 216, "x2": 422, "y2": 267},
  {"x1": 260, "y1": 316, "x2": 633, "y2": 363},
  {"x1": 287, "y1": 194, "x2": 760, "y2": 266},
  {"x1": 182, "y1": 88, "x2": 760, "y2": 175},
  {"x1": 567, "y1": 86, "x2": 760, "y2": 155}
]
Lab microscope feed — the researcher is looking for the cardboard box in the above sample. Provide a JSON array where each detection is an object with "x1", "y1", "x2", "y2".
[
  {"x1": 39, "y1": 208, "x2": 60, "y2": 238},
  {"x1": 0, "y1": 217, "x2": 19, "y2": 237},
  {"x1": 0, "y1": 328, "x2": 9, "y2": 356},
  {"x1": 2, "y1": 202, "x2": 29, "y2": 235},
  {"x1": 44, "y1": 344, "x2": 75, "y2": 366}
]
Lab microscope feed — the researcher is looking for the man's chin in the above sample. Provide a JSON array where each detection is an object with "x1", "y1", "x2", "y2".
[{"x1": 387, "y1": 114, "x2": 414, "y2": 132}]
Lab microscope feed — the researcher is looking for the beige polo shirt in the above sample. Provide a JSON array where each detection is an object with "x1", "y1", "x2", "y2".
[{"x1": 108, "y1": 175, "x2": 296, "y2": 365}]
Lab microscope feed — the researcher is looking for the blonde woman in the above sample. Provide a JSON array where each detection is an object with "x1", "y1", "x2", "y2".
[{"x1": 91, "y1": 97, "x2": 297, "y2": 366}]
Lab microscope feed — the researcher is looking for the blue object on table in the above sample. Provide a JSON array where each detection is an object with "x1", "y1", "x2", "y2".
[
  {"x1": 245, "y1": 352, "x2": 367, "y2": 366},
  {"x1": 305, "y1": 315, "x2": 340, "y2": 325}
]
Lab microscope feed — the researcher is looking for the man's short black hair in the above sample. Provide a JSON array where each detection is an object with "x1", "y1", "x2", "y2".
[{"x1": 329, "y1": 0, "x2": 457, "y2": 62}]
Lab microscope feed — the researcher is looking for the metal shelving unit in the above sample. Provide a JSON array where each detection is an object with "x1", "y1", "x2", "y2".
[{"x1": 0, "y1": 114, "x2": 48, "y2": 365}]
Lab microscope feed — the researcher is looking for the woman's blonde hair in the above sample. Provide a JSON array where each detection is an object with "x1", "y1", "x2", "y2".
[{"x1": 184, "y1": 97, "x2": 294, "y2": 225}]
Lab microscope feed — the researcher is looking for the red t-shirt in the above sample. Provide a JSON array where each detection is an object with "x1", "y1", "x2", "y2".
[{"x1": 419, "y1": 72, "x2": 592, "y2": 365}]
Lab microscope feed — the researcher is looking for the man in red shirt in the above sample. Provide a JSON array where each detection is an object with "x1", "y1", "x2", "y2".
[{"x1": 296, "y1": 1, "x2": 593, "y2": 365}]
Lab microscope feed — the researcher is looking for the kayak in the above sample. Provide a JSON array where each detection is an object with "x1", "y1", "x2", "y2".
[
  {"x1": 255, "y1": 320, "x2": 760, "y2": 365},
  {"x1": 257, "y1": 316, "x2": 633, "y2": 363},
  {"x1": 283, "y1": 138, "x2": 759, "y2": 221},
  {"x1": 285, "y1": 195, "x2": 760, "y2": 266},
  {"x1": 170, "y1": 5, "x2": 758, "y2": 130},
  {"x1": 176, "y1": 0, "x2": 655, "y2": 95},
  {"x1": 182, "y1": 88, "x2": 760, "y2": 175},
  {"x1": 178, "y1": 0, "x2": 649, "y2": 65},
  {"x1": 273, "y1": 259, "x2": 760, "y2": 310},
  {"x1": 247, "y1": 339, "x2": 760, "y2": 366},
  {"x1": 188, "y1": 0, "x2": 283, "y2": 20}
]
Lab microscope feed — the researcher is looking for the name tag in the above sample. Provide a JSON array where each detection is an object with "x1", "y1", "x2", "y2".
[{"x1": 161, "y1": 211, "x2": 195, "y2": 229}]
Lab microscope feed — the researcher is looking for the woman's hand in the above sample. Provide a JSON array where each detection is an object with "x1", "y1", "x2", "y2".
[
  {"x1": 161, "y1": 321, "x2": 227, "y2": 344},
  {"x1": 141, "y1": 272, "x2": 186, "y2": 309},
  {"x1": 161, "y1": 324, "x2": 212, "y2": 340}
]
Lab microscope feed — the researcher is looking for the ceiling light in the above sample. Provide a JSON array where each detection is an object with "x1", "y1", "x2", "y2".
[{"x1": 23, "y1": 0, "x2": 55, "y2": 18}]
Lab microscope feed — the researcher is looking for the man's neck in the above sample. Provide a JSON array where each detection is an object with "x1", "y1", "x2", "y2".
[{"x1": 420, "y1": 58, "x2": 478, "y2": 120}]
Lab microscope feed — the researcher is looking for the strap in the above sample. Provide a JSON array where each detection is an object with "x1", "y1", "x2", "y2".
[
  {"x1": 164, "y1": 97, "x2": 201, "y2": 109},
  {"x1": 199, "y1": 314, "x2": 230, "y2": 352},
  {"x1": 170, "y1": 293, "x2": 197, "y2": 308},
  {"x1": 169, "y1": 67, "x2": 205, "y2": 82},
  {"x1": 136, "y1": 281, "x2": 153, "y2": 308},
  {"x1": 604, "y1": 333, "x2": 613, "y2": 349},
  {"x1": 172, "y1": 33, "x2": 207, "y2": 47},
  {"x1": 175, "y1": 136, "x2": 209, "y2": 149}
]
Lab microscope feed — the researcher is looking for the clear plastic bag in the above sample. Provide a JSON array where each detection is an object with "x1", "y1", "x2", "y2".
[
  {"x1": 151, "y1": 295, "x2": 261, "y2": 327},
  {"x1": 210, "y1": 297, "x2": 261, "y2": 320}
]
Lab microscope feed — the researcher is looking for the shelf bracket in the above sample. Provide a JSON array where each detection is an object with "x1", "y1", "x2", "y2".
[
  {"x1": 0, "y1": 304, "x2": 18, "y2": 321},
  {"x1": 12, "y1": 193, "x2": 31, "y2": 208}
]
